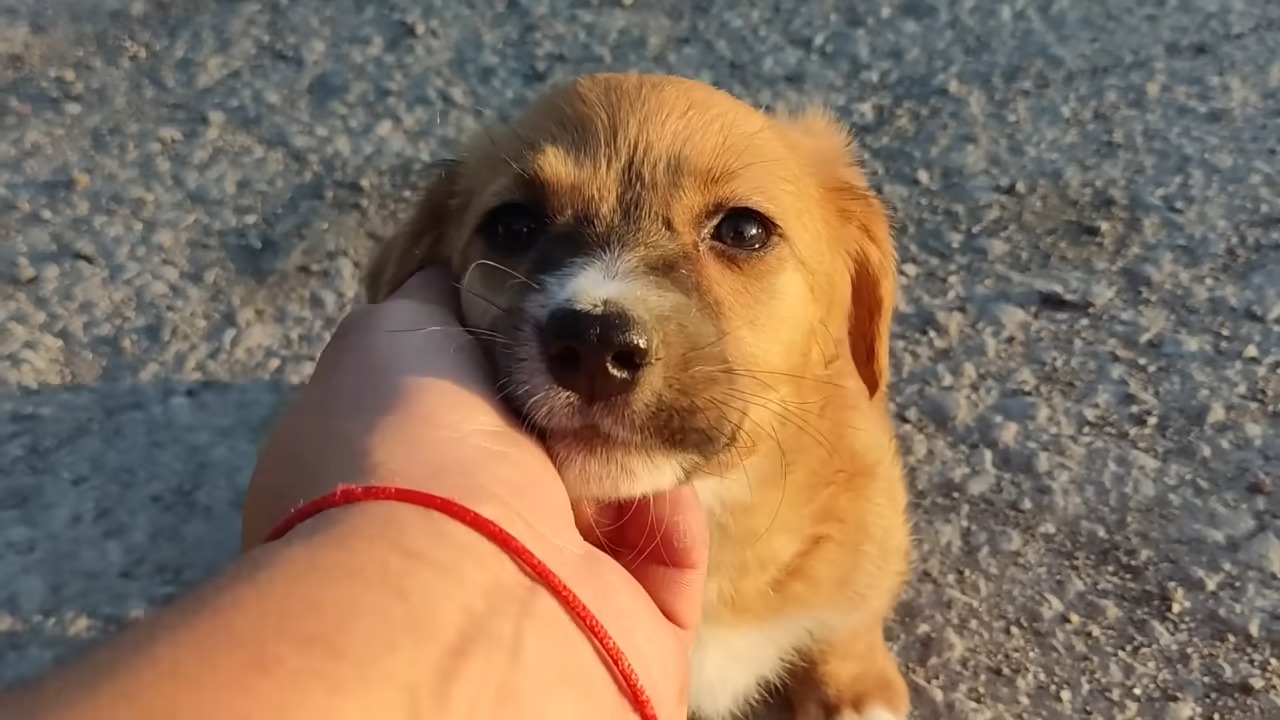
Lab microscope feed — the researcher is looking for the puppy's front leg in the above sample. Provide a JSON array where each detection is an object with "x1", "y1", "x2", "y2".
[{"x1": 790, "y1": 625, "x2": 909, "y2": 720}]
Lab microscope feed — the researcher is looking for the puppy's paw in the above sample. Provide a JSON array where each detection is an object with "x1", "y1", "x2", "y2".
[
  {"x1": 790, "y1": 665, "x2": 909, "y2": 720},
  {"x1": 799, "y1": 626, "x2": 911, "y2": 720}
]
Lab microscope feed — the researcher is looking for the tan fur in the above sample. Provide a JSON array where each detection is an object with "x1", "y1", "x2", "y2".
[{"x1": 363, "y1": 73, "x2": 912, "y2": 719}]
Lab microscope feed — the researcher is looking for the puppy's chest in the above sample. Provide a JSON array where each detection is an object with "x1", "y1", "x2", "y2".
[
  {"x1": 687, "y1": 472, "x2": 835, "y2": 718},
  {"x1": 687, "y1": 611, "x2": 832, "y2": 720},
  {"x1": 690, "y1": 470, "x2": 827, "y2": 612}
]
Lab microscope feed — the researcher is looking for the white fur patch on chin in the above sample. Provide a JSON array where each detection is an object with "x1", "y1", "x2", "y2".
[{"x1": 553, "y1": 444, "x2": 692, "y2": 500}]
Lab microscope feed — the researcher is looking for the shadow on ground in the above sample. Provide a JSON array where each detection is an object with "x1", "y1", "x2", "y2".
[{"x1": 0, "y1": 378, "x2": 290, "y2": 686}]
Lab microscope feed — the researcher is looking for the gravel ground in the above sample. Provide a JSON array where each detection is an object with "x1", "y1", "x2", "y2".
[{"x1": 2, "y1": 0, "x2": 1278, "y2": 717}]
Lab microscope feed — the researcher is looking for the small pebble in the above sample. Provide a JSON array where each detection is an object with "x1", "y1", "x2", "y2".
[
  {"x1": 923, "y1": 390, "x2": 970, "y2": 426},
  {"x1": 964, "y1": 473, "x2": 997, "y2": 496},
  {"x1": 156, "y1": 127, "x2": 184, "y2": 144},
  {"x1": 1240, "y1": 532, "x2": 1280, "y2": 575},
  {"x1": 1201, "y1": 401, "x2": 1227, "y2": 426},
  {"x1": 14, "y1": 263, "x2": 38, "y2": 284}
]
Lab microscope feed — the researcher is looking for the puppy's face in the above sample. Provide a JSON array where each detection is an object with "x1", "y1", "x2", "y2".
[{"x1": 367, "y1": 74, "x2": 895, "y2": 501}]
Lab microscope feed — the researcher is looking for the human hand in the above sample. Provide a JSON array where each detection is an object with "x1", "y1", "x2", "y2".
[{"x1": 242, "y1": 268, "x2": 709, "y2": 718}]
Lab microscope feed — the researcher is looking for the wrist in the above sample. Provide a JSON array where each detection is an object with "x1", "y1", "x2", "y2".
[
  {"x1": 8, "y1": 499, "x2": 603, "y2": 720},
  {"x1": 300, "y1": 500, "x2": 633, "y2": 719}
]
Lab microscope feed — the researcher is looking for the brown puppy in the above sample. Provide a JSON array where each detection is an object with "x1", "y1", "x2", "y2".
[{"x1": 364, "y1": 73, "x2": 912, "y2": 720}]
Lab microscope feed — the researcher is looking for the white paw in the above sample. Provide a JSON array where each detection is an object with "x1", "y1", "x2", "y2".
[{"x1": 835, "y1": 706, "x2": 904, "y2": 720}]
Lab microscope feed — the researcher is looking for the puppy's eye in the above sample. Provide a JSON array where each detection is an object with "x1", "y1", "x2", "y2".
[
  {"x1": 711, "y1": 208, "x2": 773, "y2": 251},
  {"x1": 477, "y1": 202, "x2": 548, "y2": 254}
]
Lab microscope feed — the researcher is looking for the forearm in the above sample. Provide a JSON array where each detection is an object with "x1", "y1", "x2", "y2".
[{"x1": 1, "y1": 503, "x2": 631, "y2": 720}]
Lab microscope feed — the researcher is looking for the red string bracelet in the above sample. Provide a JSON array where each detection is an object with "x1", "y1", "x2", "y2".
[{"x1": 263, "y1": 484, "x2": 658, "y2": 720}]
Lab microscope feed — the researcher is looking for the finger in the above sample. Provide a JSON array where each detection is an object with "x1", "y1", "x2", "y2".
[
  {"x1": 385, "y1": 266, "x2": 460, "y2": 312},
  {"x1": 328, "y1": 267, "x2": 458, "y2": 341},
  {"x1": 604, "y1": 485, "x2": 709, "y2": 631},
  {"x1": 313, "y1": 268, "x2": 493, "y2": 393},
  {"x1": 355, "y1": 267, "x2": 480, "y2": 355}
]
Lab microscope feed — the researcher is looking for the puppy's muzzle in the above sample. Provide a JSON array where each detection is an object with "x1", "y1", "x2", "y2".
[{"x1": 539, "y1": 303, "x2": 654, "y2": 404}]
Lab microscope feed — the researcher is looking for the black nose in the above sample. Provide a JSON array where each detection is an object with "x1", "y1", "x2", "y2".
[{"x1": 540, "y1": 306, "x2": 653, "y2": 403}]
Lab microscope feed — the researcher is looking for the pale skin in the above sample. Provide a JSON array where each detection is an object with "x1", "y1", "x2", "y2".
[{"x1": 0, "y1": 269, "x2": 709, "y2": 720}]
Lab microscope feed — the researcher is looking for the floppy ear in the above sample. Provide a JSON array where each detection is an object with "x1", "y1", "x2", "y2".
[
  {"x1": 780, "y1": 109, "x2": 897, "y2": 400},
  {"x1": 363, "y1": 160, "x2": 462, "y2": 303}
]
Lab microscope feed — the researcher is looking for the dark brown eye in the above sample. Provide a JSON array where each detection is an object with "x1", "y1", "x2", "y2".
[
  {"x1": 477, "y1": 202, "x2": 548, "y2": 254},
  {"x1": 711, "y1": 208, "x2": 773, "y2": 251}
]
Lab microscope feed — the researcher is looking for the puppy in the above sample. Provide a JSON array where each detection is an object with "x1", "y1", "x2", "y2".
[{"x1": 364, "y1": 73, "x2": 912, "y2": 720}]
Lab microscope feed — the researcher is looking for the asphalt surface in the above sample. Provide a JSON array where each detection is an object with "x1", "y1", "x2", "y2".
[{"x1": 1, "y1": 0, "x2": 1278, "y2": 717}]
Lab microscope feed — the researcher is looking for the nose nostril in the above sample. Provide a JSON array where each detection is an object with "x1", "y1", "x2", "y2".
[
  {"x1": 547, "y1": 343, "x2": 582, "y2": 375},
  {"x1": 540, "y1": 305, "x2": 653, "y2": 402},
  {"x1": 609, "y1": 349, "x2": 645, "y2": 375}
]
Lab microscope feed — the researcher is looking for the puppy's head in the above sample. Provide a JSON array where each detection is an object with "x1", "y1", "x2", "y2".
[{"x1": 366, "y1": 73, "x2": 895, "y2": 501}]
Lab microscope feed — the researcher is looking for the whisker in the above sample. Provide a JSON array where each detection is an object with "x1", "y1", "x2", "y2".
[
  {"x1": 383, "y1": 325, "x2": 458, "y2": 335},
  {"x1": 699, "y1": 396, "x2": 788, "y2": 545},
  {"x1": 721, "y1": 389, "x2": 834, "y2": 456},
  {"x1": 593, "y1": 496, "x2": 642, "y2": 536},
  {"x1": 452, "y1": 281, "x2": 510, "y2": 315},
  {"x1": 706, "y1": 392, "x2": 793, "y2": 520},
  {"x1": 680, "y1": 329, "x2": 734, "y2": 359},
  {"x1": 587, "y1": 504, "x2": 627, "y2": 558},
  {"x1": 623, "y1": 496, "x2": 671, "y2": 569},
  {"x1": 816, "y1": 321, "x2": 839, "y2": 368},
  {"x1": 728, "y1": 386, "x2": 828, "y2": 417},
  {"x1": 475, "y1": 119, "x2": 529, "y2": 179},
  {"x1": 727, "y1": 386, "x2": 834, "y2": 443},
  {"x1": 466, "y1": 259, "x2": 539, "y2": 289},
  {"x1": 654, "y1": 491, "x2": 675, "y2": 569},
  {"x1": 382, "y1": 324, "x2": 514, "y2": 349},
  {"x1": 694, "y1": 396, "x2": 754, "y2": 453},
  {"x1": 455, "y1": 327, "x2": 518, "y2": 346},
  {"x1": 494, "y1": 377, "x2": 523, "y2": 403},
  {"x1": 696, "y1": 392, "x2": 752, "y2": 499},
  {"x1": 752, "y1": 420, "x2": 788, "y2": 546},
  {"x1": 708, "y1": 367, "x2": 849, "y2": 390}
]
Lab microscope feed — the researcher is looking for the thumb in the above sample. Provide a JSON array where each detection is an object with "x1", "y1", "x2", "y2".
[
  {"x1": 339, "y1": 266, "x2": 461, "y2": 337},
  {"x1": 383, "y1": 266, "x2": 461, "y2": 313},
  {"x1": 593, "y1": 486, "x2": 709, "y2": 632}
]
